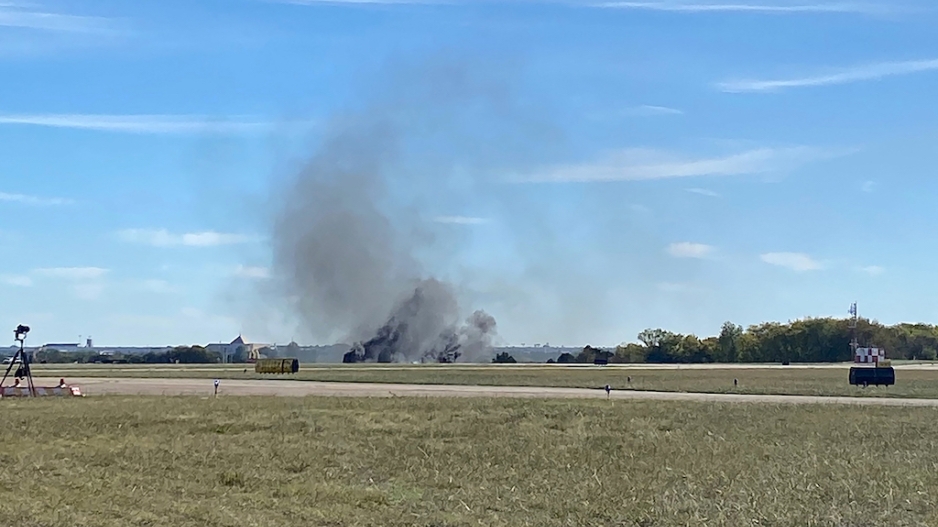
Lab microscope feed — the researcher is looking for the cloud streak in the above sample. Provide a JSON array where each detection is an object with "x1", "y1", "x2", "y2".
[
  {"x1": 118, "y1": 229, "x2": 262, "y2": 247},
  {"x1": 0, "y1": 114, "x2": 307, "y2": 135},
  {"x1": 432, "y1": 215, "x2": 490, "y2": 225},
  {"x1": 0, "y1": 191, "x2": 72, "y2": 205},
  {"x1": 234, "y1": 265, "x2": 272, "y2": 279},
  {"x1": 593, "y1": 2, "x2": 884, "y2": 14},
  {"x1": 1, "y1": 274, "x2": 32, "y2": 287},
  {"x1": 618, "y1": 104, "x2": 684, "y2": 116},
  {"x1": 658, "y1": 281, "x2": 706, "y2": 293},
  {"x1": 72, "y1": 282, "x2": 104, "y2": 300},
  {"x1": 270, "y1": 0, "x2": 447, "y2": 5},
  {"x1": 274, "y1": 0, "x2": 887, "y2": 11},
  {"x1": 141, "y1": 279, "x2": 179, "y2": 294},
  {"x1": 518, "y1": 146, "x2": 838, "y2": 183},
  {"x1": 33, "y1": 267, "x2": 109, "y2": 279},
  {"x1": 686, "y1": 187, "x2": 721, "y2": 197},
  {"x1": 760, "y1": 252, "x2": 822, "y2": 271},
  {"x1": 0, "y1": 4, "x2": 116, "y2": 33},
  {"x1": 718, "y1": 58, "x2": 938, "y2": 92},
  {"x1": 668, "y1": 242, "x2": 714, "y2": 258}
]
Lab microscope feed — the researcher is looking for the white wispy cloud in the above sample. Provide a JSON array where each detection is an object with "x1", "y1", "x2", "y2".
[
  {"x1": 1, "y1": 274, "x2": 32, "y2": 287},
  {"x1": 233, "y1": 265, "x2": 271, "y2": 279},
  {"x1": 118, "y1": 229, "x2": 261, "y2": 247},
  {"x1": 668, "y1": 242, "x2": 714, "y2": 258},
  {"x1": 861, "y1": 180, "x2": 875, "y2": 193},
  {"x1": 0, "y1": 191, "x2": 72, "y2": 205},
  {"x1": 72, "y1": 282, "x2": 104, "y2": 300},
  {"x1": 33, "y1": 267, "x2": 109, "y2": 279},
  {"x1": 518, "y1": 146, "x2": 838, "y2": 183},
  {"x1": 0, "y1": 4, "x2": 116, "y2": 33},
  {"x1": 273, "y1": 0, "x2": 445, "y2": 4},
  {"x1": 686, "y1": 187, "x2": 721, "y2": 197},
  {"x1": 718, "y1": 58, "x2": 938, "y2": 93},
  {"x1": 619, "y1": 105, "x2": 684, "y2": 116},
  {"x1": 0, "y1": 114, "x2": 303, "y2": 135},
  {"x1": 432, "y1": 216, "x2": 490, "y2": 225},
  {"x1": 860, "y1": 265, "x2": 885, "y2": 276},
  {"x1": 587, "y1": 104, "x2": 683, "y2": 121},
  {"x1": 760, "y1": 252, "x2": 822, "y2": 271},
  {"x1": 179, "y1": 307, "x2": 238, "y2": 328},
  {"x1": 593, "y1": 2, "x2": 887, "y2": 14},
  {"x1": 657, "y1": 282, "x2": 706, "y2": 293},
  {"x1": 275, "y1": 0, "x2": 887, "y2": 11},
  {"x1": 141, "y1": 279, "x2": 179, "y2": 294}
]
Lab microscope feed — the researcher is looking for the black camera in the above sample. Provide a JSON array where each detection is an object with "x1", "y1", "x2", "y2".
[{"x1": 14, "y1": 325, "x2": 29, "y2": 342}]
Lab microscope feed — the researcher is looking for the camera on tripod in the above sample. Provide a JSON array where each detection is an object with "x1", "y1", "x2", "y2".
[{"x1": 14, "y1": 325, "x2": 29, "y2": 343}]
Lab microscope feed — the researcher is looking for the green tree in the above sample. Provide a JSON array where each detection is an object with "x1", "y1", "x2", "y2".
[
  {"x1": 575, "y1": 345, "x2": 613, "y2": 363},
  {"x1": 613, "y1": 343, "x2": 646, "y2": 363},
  {"x1": 556, "y1": 352, "x2": 576, "y2": 364},
  {"x1": 492, "y1": 352, "x2": 517, "y2": 363},
  {"x1": 35, "y1": 348, "x2": 69, "y2": 364},
  {"x1": 616, "y1": 316, "x2": 938, "y2": 364},
  {"x1": 717, "y1": 322, "x2": 743, "y2": 363},
  {"x1": 639, "y1": 329, "x2": 682, "y2": 363}
]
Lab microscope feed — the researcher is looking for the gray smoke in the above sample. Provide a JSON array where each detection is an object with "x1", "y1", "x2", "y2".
[
  {"x1": 343, "y1": 278, "x2": 497, "y2": 363},
  {"x1": 270, "y1": 106, "x2": 497, "y2": 363}
]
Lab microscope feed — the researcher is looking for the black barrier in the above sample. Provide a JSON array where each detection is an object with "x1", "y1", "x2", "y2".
[{"x1": 849, "y1": 366, "x2": 895, "y2": 387}]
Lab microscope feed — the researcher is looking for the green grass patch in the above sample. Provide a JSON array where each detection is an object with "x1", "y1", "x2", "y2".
[{"x1": 0, "y1": 397, "x2": 937, "y2": 526}]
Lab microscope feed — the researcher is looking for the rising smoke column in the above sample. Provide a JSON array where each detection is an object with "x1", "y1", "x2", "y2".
[
  {"x1": 270, "y1": 111, "x2": 497, "y2": 363},
  {"x1": 254, "y1": 57, "x2": 684, "y2": 352}
]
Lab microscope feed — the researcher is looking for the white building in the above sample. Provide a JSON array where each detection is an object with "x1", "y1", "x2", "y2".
[{"x1": 206, "y1": 335, "x2": 271, "y2": 363}]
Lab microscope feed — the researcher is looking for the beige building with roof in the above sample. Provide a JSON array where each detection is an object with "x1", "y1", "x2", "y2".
[{"x1": 206, "y1": 335, "x2": 271, "y2": 363}]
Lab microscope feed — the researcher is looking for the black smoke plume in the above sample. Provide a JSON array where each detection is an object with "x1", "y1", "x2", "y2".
[
  {"x1": 271, "y1": 63, "x2": 502, "y2": 363},
  {"x1": 342, "y1": 278, "x2": 497, "y2": 363}
]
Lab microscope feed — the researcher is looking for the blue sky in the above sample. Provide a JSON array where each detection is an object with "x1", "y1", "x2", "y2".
[{"x1": 2, "y1": 0, "x2": 938, "y2": 347}]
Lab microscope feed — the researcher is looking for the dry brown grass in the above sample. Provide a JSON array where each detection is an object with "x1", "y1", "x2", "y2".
[{"x1": 0, "y1": 396, "x2": 936, "y2": 526}]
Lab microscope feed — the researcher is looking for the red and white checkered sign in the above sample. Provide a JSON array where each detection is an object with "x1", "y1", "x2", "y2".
[
  {"x1": 855, "y1": 347, "x2": 885, "y2": 364},
  {"x1": 0, "y1": 386, "x2": 83, "y2": 397}
]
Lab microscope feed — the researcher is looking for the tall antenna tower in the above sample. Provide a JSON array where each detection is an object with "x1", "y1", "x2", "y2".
[
  {"x1": 848, "y1": 301, "x2": 895, "y2": 386},
  {"x1": 848, "y1": 302, "x2": 858, "y2": 355}
]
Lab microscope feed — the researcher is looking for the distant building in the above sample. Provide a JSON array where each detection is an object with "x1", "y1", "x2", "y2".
[
  {"x1": 206, "y1": 335, "x2": 271, "y2": 363},
  {"x1": 41, "y1": 343, "x2": 81, "y2": 352}
]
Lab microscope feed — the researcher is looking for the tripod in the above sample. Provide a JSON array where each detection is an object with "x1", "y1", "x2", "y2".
[{"x1": 1, "y1": 325, "x2": 35, "y2": 397}]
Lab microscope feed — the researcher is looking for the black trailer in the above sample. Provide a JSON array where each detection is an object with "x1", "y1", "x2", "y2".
[{"x1": 849, "y1": 366, "x2": 895, "y2": 387}]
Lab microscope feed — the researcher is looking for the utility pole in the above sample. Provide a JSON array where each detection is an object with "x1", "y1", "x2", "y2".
[{"x1": 849, "y1": 302, "x2": 859, "y2": 359}]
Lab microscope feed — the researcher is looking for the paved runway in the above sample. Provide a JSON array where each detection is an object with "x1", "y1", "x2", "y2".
[{"x1": 31, "y1": 377, "x2": 938, "y2": 407}]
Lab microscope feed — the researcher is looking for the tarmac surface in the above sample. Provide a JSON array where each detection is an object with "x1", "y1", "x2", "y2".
[{"x1": 30, "y1": 376, "x2": 938, "y2": 407}]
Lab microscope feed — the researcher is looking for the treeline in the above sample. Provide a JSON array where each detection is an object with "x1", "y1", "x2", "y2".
[
  {"x1": 34, "y1": 346, "x2": 224, "y2": 364},
  {"x1": 562, "y1": 318, "x2": 938, "y2": 364}
]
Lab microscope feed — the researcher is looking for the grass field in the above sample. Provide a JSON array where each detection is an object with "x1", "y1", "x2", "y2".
[
  {"x1": 0, "y1": 396, "x2": 936, "y2": 526},
  {"x1": 30, "y1": 362, "x2": 938, "y2": 399}
]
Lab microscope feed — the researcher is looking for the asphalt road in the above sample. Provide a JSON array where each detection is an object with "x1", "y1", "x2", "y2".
[{"x1": 29, "y1": 377, "x2": 938, "y2": 407}]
